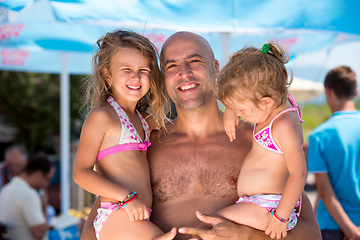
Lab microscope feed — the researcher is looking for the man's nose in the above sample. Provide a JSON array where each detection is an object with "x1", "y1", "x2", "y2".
[{"x1": 178, "y1": 62, "x2": 192, "y2": 79}]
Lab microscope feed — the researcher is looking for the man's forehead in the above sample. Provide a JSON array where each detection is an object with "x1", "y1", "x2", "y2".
[
  {"x1": 162, "y1": 40, "x2": 208, "y2": 63},
  {"x1": 6, "y1": 149, "x2": 24, "y2": 159}
]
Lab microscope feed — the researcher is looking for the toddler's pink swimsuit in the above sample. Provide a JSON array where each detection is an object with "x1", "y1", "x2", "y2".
[
  {"x1": 253, "y1": 94, "x2": 305, "y2": 154},
  {"x1": 237, "y1": 94, "x2": 304, "y2": 231}
]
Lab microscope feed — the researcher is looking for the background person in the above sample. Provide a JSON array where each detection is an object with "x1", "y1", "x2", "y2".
[
  {"x1": 307, "y1": 66, "x2": 360, "y2": 240},
  {"x1": 0, "y1": 155, "x2": 55, "y2": 240},
  {"x1": 0, "y1": 145, "x2": 55, "y2": 226},
  {"x1": 0, "y1": 144, "x2": 28, "y2": 189}
]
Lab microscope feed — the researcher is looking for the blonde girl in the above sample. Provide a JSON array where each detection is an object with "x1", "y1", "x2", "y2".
[
  {"x1": 73, "y1": 30, "x2": 174, "y2": 240},
  {"x1": 214, "y1": 43, "x2": 307, "y2": 239}
]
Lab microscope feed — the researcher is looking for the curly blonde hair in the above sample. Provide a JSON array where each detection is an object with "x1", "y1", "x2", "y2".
[
  {"x1": 83, "y1": 29, "x2": 169, "y2": 130},
  {"x1": 216, "y1": 43, "x2": 293, "y2": 108}
]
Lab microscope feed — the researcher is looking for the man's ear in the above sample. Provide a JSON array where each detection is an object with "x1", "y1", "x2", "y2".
[
  {"x1": 325, "y1": 86, "x2": 331, "y2": 95},
  {"x1": 32, "y1": 171, "x2": 43, "y2": 181},
  {"x1": 261, "y1": 97, "x2": 274, "y2": 108},
  {"x1": 325, "y1": 87, "x2": 334, "y2": 100},
  {"x1": 214, "y1": 59, "x2": 220, "y2": 72}
]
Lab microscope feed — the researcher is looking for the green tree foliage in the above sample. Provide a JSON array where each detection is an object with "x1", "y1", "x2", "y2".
[
  {"x1": 0, "y1": 71, "x2": 86, "y2": 153},
  {"x1": 301, "y1": 103, "x2": 332, "y2": 143}
]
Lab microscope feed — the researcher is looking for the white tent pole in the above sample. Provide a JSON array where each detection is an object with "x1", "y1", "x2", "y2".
[
  {"x1": 60, "y1": 52, "x2": 70, "y2": 214},
  {"x1": 221, "y1": 32, "x2": 230, "y2": 69}
]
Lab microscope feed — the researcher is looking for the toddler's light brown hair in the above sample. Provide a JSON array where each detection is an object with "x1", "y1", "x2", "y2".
[{"x1": 216, "y1": 43, "x2": 293, "y2": 108}]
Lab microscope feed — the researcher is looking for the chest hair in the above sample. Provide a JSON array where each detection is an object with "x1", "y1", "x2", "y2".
[{"x1": 149, "y1": 137, "x2": 242, "y2": 203}]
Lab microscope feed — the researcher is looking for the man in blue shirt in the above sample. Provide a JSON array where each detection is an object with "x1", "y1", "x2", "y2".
[{"x1": 308, "y1": 66, "x2": 360, "y2": 240}]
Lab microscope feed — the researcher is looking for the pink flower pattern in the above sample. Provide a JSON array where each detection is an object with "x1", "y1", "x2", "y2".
[{"x1": 107, "y1": 96, "x2": 150, "y2": 145}]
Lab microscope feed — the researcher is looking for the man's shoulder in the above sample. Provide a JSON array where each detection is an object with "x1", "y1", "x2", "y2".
[
  {"x1": 311, "y1": 111, "x2": 360, "y2": 137},
  {"x1": 236, "y1": 120, "x2": 253, "y2": 140},
  {"x1": 237, "y1": 120, "x2": 253, "y2": 132},
  {"x1": 1, "y1": 177, "x2": 37, "y2": 196},
  {"x1": 310, "y1": 117, "x2": 335, "y2": 137}
]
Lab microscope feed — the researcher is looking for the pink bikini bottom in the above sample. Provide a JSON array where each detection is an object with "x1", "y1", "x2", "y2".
[
  {"x1": 236, "y1": 194, "x2": 301, "y2": 231},
  {"x1": 93, "y1": 201, "x2": 152, "y2": 240}
]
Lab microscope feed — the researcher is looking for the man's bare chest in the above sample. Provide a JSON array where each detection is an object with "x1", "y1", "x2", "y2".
[{"x1": 148, "y1": 139, "x2": 244, "y2": 203}]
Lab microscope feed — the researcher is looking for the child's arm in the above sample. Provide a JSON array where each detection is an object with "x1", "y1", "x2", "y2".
[
  {"x1": 73, "y1": 108, "x2": 149, "y2": 221},
  {"x1": 120, "y1": 193, "x2": 150, "y2": 221},
  {"x1": 223, "y1": 108, "x2": 240, "y2": 142},
  {"x1": 265, "y1": 116, "x2": 308, "y2": 239}
]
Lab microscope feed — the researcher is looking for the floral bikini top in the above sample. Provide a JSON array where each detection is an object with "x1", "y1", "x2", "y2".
[
  {"x1": 96, "y1": 96, "x2": 151, "y2": 162},
  {"x1": 253, "y1": 94, "x2": 304, "y2": 154}
]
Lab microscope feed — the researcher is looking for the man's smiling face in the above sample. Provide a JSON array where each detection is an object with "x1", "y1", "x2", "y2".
[{"x1": 161, "y1": 32, "x2": 218, "y2": 111}]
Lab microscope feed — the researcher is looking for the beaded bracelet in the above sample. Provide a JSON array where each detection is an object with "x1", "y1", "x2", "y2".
[
  {"x1": 116, "y1": 191, "x2": 138, "y2": 211},
  {"x1": 271, "y1": 209, "x2": 288, "y2": 223}
]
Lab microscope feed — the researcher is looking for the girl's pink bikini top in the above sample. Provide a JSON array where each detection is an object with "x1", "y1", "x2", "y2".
[
  {"x1": 253, "y1": 94, "x2": 304, "y2": 154},
  {"x1": 96, "y1": 96, "x2": 151, "y2": 162}
]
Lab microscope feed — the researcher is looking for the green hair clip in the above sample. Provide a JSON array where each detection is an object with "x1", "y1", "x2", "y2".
[{"x1": 262, "y1": 43, "x2": 270, "y2": 54}]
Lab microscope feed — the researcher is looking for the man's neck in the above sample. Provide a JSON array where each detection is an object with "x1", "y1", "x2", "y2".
[
  {"x1": 20, "y1": 173, "x2": 37, "y2": 190},
  {"x1": 172, "y1": 100, "x2": 224, "y2": 138},
  {"x1": 332, "y1": 99, "x2": 357, "y2": 113}
]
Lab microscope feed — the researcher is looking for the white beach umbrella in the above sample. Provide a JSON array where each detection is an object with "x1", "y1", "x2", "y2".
[{"x1": 289, "y1": 77, "x2": 324, "y2": 102}]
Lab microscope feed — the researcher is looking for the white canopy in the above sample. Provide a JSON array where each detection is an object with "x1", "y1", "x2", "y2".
[{"x1": 289, "y1": 77, "x2": 324, "y2": 102}]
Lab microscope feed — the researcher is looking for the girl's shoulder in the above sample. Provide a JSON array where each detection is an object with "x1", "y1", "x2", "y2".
[
  {"x1": 86, "y1": 103, "x2": 116, "y2": 124},
  {"x1": 272, "y1": 109, "x2": 302, "y2": 129},
  {"x1": 272, "y1": 110, "x2": 304, "y2": 144},
  {"x1": 80, "y1": 104, "x2": 117, "y2": 138}
]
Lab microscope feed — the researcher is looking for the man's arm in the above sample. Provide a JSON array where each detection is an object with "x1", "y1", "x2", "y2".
[
  {"x1": 39, "y1": 189, "x2": 49, "y2": 222},
  {"x1": 30, "y1": 223, "x2": 47, "y2": 240},
  {"x1": 179, "y1": 192, "x2": 321, "y2": 240},
  {"x1": 315, "y1": 173, "x2": 360, "y2": 239},
  {"x1": 24, "y1": 190, "x2": 48, "y2": 240}
]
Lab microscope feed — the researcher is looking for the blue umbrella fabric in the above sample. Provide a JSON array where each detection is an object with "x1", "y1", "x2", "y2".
[
  {"x1": 1, "y1": 0, "x2": 360, "y2": 72},
  {"x1": 31, "y1": 0, "x2": 360, "y2": 35}
]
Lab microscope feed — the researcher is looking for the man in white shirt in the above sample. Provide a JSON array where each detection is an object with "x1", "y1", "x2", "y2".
[{"x1": 0, "y1": 155, "x2": 55, "y2": 240}]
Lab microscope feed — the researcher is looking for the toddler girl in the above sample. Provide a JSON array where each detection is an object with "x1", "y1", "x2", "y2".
[{"x1": 215, "y1": 43, "x2": 307, "y2": 239}]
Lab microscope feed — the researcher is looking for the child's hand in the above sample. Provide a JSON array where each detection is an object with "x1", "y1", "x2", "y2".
[
  {"x1": 223, "y1": 108, "x2": 239, "y2": 142},
  {"x1": 123, "y1": 198, "x2": 149, "y2": 221},
  {"x1": 265, "y1": 211, "x2": 288, "y2": 239}
]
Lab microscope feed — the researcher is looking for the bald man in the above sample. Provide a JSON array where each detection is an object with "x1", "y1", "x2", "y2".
[{"x1": 0, "y1": 145, "x2": 28, "y2": 189}]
